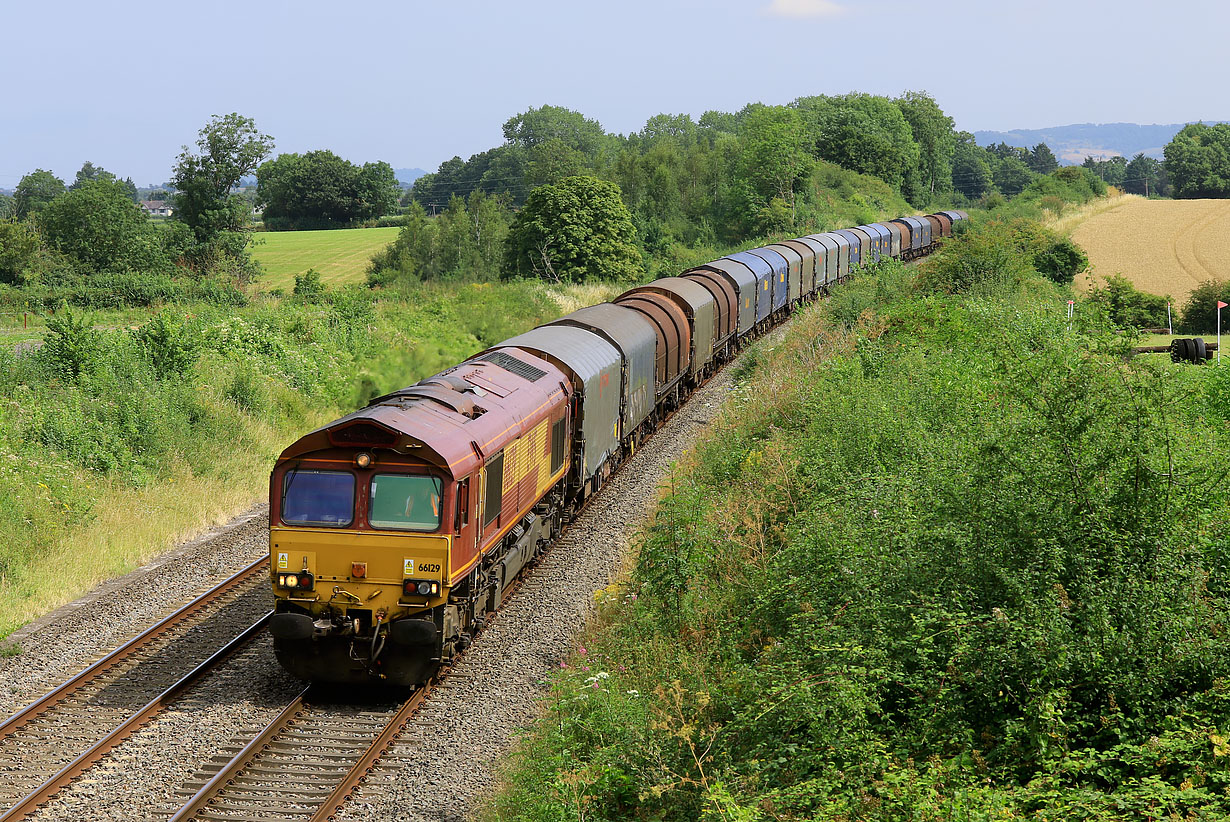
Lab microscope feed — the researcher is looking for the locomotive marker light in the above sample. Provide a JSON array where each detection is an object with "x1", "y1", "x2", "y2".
[
  {"x1": 402, "y1": 578, "x2": 439, "y2": 597},
  {"x1": 355, "y1": 452, "x2": 373, "y2": 468},
  {"x1": 277, "y1": 572, "x2": 314, "y2": 591},
  {"x1": 351, "y1": 562, "x2": 367, "y2": 579}
]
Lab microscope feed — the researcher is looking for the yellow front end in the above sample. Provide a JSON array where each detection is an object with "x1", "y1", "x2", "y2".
[{"x1": 270, "y1": 527, "x2": 451, "y2": 619}]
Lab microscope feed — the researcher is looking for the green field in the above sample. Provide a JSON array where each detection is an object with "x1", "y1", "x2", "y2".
[{"x1": 249, "y1": 226, "x2": 400, "y2": 291}]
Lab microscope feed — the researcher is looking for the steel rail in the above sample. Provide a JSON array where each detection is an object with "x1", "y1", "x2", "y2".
[
  {"x1": 307, "y1": 687, "x2": 430, "y2": 822},
  {"x1": 168, "y1": 686, "x2": 311, "y2": 822},
  {"x1": 0, "y1": 555, "x2": 268, "y2": 742},
  {"x1": 0, "y1": 613, "x2": 272, "y2": 822}
]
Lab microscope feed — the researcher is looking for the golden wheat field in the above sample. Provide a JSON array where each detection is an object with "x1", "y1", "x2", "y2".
[{"x1": 1071, "y1": 198, "x2": 1230, "y2": 303}]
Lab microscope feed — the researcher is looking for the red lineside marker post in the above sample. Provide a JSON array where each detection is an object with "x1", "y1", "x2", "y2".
[{"x1": 1218, "y1": 300, "x2": 1227, "y2": 364}]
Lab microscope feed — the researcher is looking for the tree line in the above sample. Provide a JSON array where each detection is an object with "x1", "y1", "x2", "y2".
[
  {"x1": 1078, "y1": 123, "x2": 1230, "y2": 199},
  {"x1": 374, "y1": 95, "x2": 1093, "y2": 287},
  {"x1": 408, "y1": 95, "x2": 1060, "y2": 246}
]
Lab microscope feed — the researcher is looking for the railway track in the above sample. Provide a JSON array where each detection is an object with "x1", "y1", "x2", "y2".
[
  {"x1": 168, "y1": 533, "x2": 544, "y2": 822},
  {"x1": 170, "y1": 685, "x2": 426, "y2": 822},
  {"x1": 0, "y1": 557, "x2": 271, "y2": 821}
]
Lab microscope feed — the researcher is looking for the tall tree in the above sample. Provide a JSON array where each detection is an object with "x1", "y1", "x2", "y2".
[
  {"x1": 1028, "y1": 143, "x2": 1060, "y2": 174},
  {"x1": 257, "y1": 150, "x2": 398, "y2": 228},
  {"x1": 1124, "y1": 152, "x2": 1167, "y2": 197},
  {"x1": 1164, "y1": 123, "x2": 1230, "y2": 198},
  {"x1": 502, "y1": 105, "x2": 608, "y2": 159},
  {"x1": 14, "y1": 169, "x2": 66, "y2": 220},
  {"x1": 794, "y1": 94, "x2": 919, "y2": 190},
  {"x1": 895, "y1": 91, "x2": 955, "y2": 201},
  {"x1": 737, "y1": 105, "x2": 812, "y2": 215},
  {"x1": 1082, "y1": 154, "x2": 1129, "y2": 186},
  {"x1": 639, "y1": 113, "x2": 698, "y2": 148},
  {"x1": 71, "y1": 161, "x2": 114, "y2": 189},
  {"x1": 0, "y1": 220, "x2": 41, "y2": 285},
  {"x1": 502, "y1": 175, "x2": 641, "y2": 283},
  {"x1": 950, "y1": 133, "x2": 993, "y2": 199},
  {"x1": 38, "y1": 178, "x2": 168, "y2": 273},
  {"x1": 992, "y1": 156, "x2": 1036, "y2": 196},
  {"x1": 171, "y1": 113, "x2": 274, "y2": 242}
]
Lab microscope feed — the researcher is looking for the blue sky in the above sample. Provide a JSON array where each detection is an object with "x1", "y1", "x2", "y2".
[{"x1": 2, "y1": 0, "x2": 1227, "y2": 187}]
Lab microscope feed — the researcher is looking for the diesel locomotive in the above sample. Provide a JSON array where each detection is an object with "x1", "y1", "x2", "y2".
[{"x1": 266, "y1": 211, "x2": 967, "y2": 685}]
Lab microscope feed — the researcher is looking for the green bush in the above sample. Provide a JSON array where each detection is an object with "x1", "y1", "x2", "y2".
[
  {"x1": 1032, "y1": 233, "x2": 1088, "y2": 284},
  {"x1": 38, "y1": 307, "x2": 101, "y2": 382},
  {"x1": 1179, "y1": 279, "x2": 1230, "y2": 333},
  {"x1": 1087, "y1": 274, "x2": 1171, "y2": 329},
  {"x1": 293, "y1": 268, "x2": 326, "y2": 301},
  {"x1": 920, "y1": 218, "x2": 1086, "y2": 293},
  {"x1": 134, "y1": 311, "x2": 199, "y2": 380}
]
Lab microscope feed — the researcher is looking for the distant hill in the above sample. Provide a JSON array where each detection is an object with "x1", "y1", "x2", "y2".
[
  {"x1": 973, "y1": 122, "x2": 1226, "y2": 166},
  {"x1": 395, "y1": 168, "x2": 428, "y2": 187}
]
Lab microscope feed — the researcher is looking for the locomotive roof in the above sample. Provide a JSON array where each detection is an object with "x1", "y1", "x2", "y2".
[{"x1": 276, "y1": 349, "x2": 570, "y2": 478}]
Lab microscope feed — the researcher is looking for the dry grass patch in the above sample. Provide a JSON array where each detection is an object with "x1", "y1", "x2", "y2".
[
  {"x1": 538, "y1": 282, "x2": 622, "y2": 315},
  {"x1": 1072, "y1": 198, "x2": 1230, "y2": 303},
  {"x1": 1044, "y1": 191, "x2": 1138, "y2": 235}
]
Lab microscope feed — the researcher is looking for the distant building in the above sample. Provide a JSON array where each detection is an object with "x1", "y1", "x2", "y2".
[{"x1": 140, "y1": 200, "x2": 173, "y2": 217}]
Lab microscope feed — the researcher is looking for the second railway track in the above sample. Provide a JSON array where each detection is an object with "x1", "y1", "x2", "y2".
[{"x1": 0, "y1": 558, "x2": 271, "y2": 820}]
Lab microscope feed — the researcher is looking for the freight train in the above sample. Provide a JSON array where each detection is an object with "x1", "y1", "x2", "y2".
[{"x1": 266, "y1": 210, "x2": 968, "y2": 685}]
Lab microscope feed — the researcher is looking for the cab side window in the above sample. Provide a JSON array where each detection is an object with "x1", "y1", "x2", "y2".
[{"x1": 484, "y1": 452, "x2": 504, "y2": 527}]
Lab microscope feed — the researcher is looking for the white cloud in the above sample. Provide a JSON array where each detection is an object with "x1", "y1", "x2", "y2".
[{"x1": 765, "y1": 0, "x2": 844, "y2": 18}]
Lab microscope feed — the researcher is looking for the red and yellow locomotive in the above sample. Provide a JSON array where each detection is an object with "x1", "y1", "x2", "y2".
[{"x1": 268, "y1": 349, "x2": 570, "y2": 686}]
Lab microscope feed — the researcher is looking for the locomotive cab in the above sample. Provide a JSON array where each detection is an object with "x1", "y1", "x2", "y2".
[
  {"x1": 267, "y1": 353, "x2": 572, "y2": 687},
  {"x1": 269, "y1": 448, "x2": 464, "y2": 686}
]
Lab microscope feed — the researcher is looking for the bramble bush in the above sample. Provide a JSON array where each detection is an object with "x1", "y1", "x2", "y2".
[{"x1": 918, "y1": 217, "x2": 1087, "y2": 294}]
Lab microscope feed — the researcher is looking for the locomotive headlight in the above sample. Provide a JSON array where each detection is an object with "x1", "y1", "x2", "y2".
[
  {"x1": 355, "y1": 452, "x2": 373, "y2": 469},
  {"x1": 277, "y1": 572, "x2": 314, "y2": 591},
  {"x1": 403, "y1": 578, "x2": 439, "y2": 598}
]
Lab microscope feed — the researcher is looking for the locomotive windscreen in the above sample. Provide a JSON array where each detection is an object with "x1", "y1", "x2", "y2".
[
  {"x1": 369, "y1": 474, "x2": 443, "y2": 531},
  {"x1": 282, "y1": 469, "x2": 354, "y2": 527}
]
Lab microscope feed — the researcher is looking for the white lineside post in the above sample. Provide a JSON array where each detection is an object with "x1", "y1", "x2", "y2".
[
  {"x1": 1168, "y1": 302, "x2": 1172, "y2": 336},
  {"x1": 1219, "y1": 300, "x2": 1227, "y2": 364},
  {"x1": 1067, "y1": 299, "x2": 1074, "y2": 325}
]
